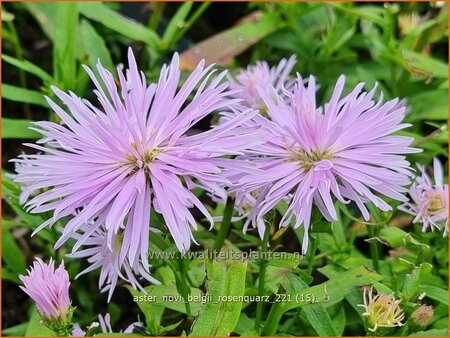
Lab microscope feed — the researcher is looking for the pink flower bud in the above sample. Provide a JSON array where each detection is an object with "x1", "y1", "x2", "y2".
[
  {"x1": 20, "y1": 258, "x2": 71, "y2": 321},
  {"x1": 411, "y1": 305, "x2": 434, "y2": 328}
]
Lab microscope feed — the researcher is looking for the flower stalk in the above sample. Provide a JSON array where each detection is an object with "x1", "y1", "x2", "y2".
[
  {"x1": 367, "y1": 224, "x2": 380, "y2": 272},
  {"x1": 254, "y1": 214, "x2": 275, "y2": 331},
  {"x1": 214, "y1": 196, "x2": 236, "y2": 252}
]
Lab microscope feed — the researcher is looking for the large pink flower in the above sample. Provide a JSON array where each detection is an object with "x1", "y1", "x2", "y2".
[
  {"x1": 234, "y1": 75, "x2": 420, "y2": 252},
  {"x1": 13, "y1": 49, "x2": 259, "y2": 275}
]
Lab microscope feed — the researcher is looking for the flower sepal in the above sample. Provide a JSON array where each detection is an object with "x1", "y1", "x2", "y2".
[
  {"x1": 408, "y1": 304, "x2": 434, "y2": 331},
  {"x1": 365, "y1": 325, "x2": 395, "y2": 337},
  {"x1": 41, "y1": 306, "x2": 75, "y2": 337}
]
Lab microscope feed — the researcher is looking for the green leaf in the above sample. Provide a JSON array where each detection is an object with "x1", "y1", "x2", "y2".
[
  {"x1": 162, "y1": 3, "x2": 193, "y2": 50},
  {"x1": 409, "y1": 328, "x2": 448, "y2": 336},
  {"x1": 2, "y1": 118, "x2": 41, "y2": 139},
  {"x1": 265, "y1": 266, "x2": 293, "y2": 294},
  {"x1": 417, "y1": 285, "x2": 449, "y2": 306},
  {"x1": 128, "y1": 283, "x2": 203, "y2": 334},
  {"x1": 262, "y1": 266, "x2": 382, "y2": 335},
  {"x1": 330, "y1": 306, "x2": 346, "y2": 336},
  {"x1": 25, "y1": 308, "x2": 55, "y2": 336},
  {"x1": 158, "y1": 320, "x2": 184, "y2": 335},
  {"x1": 432, "y1": 317, "x2": 449, "y2": 330},
  {"x1": 80, "y1": 19, "x2": 114, "y2": 72},
  {"x1": 303, "y1": 303, "x2": 338, "y2": 336},
  {"x1": 285, "y1": 274, "x2": 338, "y2": 336},
  {"x1": 24, "y1": 3, "x2": 56, "y2": 40},
  {"x1": 331, "y1": 204, "x2": 347, "y2": 250},
  {"x1": 234, "y1": 313, "x2": 255, "y2": 335},
  {"x1": 128, "y1": 280, "x2": 194, "y2": 335},
  {"x1": 1, "y1": 171, "x2": 55, "y2": 243},
  {"x1": 402, "y1": 264, "x2": 432, "y2": 301},
  {"x1": 408, "y1": 90, "x2": 448, "y2": 121},
  {"x1": 2, "y1": 84, "x2": 48, "y2": 107},
  {"x1": 53, "y1": 2, "x2": 79, "y2": 89},
  {"x1": 2, "y1": 55, "x2": 53, "y2": 83},
  {"x1": 266, "y1": 252, "x2": 302, "y2": 269},
  {"x1": 130, "y1": 284, "x2": 203, "y2": 314},
  {"x1": 403, "y1": 50, "x2": 448, "y2": 80},
  {"x1": 180, "y1": 13, "x2": 284, "y2": 70},
  {"x1": 190, "y1": 259, "x2": 248, "y2": 336},
  {"x1": 2, "y1": 227, "x2": 27, "y2": 275},
  {"x1": 78, "y1": 3, "x2": 160, "y2": 48},
  {"x1": 328, "y1": 3, "x2": 385, "y2": 26},
  {"x1": 372, "y1": 281, "x2": 394, "y2": 295},
  {"x1": 2, "y1": 267, "x2": 21, "y2": 283},
  {"x1": 2, "y1": 322, "x2": 28, "y2": 336},
  {"x1": 378, "y1": 226, "x2": 408, "y2": 248},
  {"x1": 187, "y1": 258, "x2": 206, "y2": 288},
  {"x1": 310, "y1": 221, "x2": 333, "y2": 233}
]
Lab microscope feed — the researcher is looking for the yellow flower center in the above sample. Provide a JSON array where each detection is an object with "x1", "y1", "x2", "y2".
[
  {"x1": 113, "y1": 233, "x2": 124, "y2": 253},
  {"x1": 127, "y1": 143, "x2": 159, "y2": 173},
  {"x1": 428, "y1": 194, "x2": 444, "y2": 213},
  {"x1": 359, "y1": 287, "x2": 404, "y2": 332},
  {"x1": 297, "y1": 149, "x2": 334, "y2": 171}
]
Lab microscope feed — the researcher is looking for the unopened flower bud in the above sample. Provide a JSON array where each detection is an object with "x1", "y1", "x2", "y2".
[
  {"x1": 20, "y1": 258, "x2": 74, "y2": 335},
  {"x1": 410, "y1": 305, "x2": 434, "y2": 329}
]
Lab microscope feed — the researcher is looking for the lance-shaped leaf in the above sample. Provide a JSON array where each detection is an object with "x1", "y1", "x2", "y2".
[
  {"x1": 2, "y1": 118, "x2": 41, "y2": 139},
  {"x1": 180, "y1": 12, "x2": 284, "y2": 70},
  {"x1": 262, "y1": 266, "x2": 382, "y2": 335},
  {"x1": 190, "y1": 258, "x2": 248, "y2": 336}
]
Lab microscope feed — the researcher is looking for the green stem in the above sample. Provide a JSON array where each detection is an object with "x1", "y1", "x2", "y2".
[
  {"x1": 338, "y1": 203, "x2": 392, "y2": 226},
  {"x1": 177, "y1": 254, "x2": 192, "y2": 317},
  {"x1": 261, "y1": 296, "x2": 283, "y2": 335},
  {"x1": 367, "y1": 225, "x2": 380, "y2": 272},
  {"x1": 174, "y1": 2, "x2": 210, "y2": 43},
  {"x1": 152, "y1": 232, "x2": 192, "y2": 317},
  {"x1": 306, "y1": 234, "x2": 318, "y2": 275},
  {"x1": 6, "y1": 20, "x2": 31, "y2": 119},
  {"x1": 254, "y1": 218, "x2": 272, "y2": 331},
  {"x1": 214, "y1": 197, "x2": 235, "y2": 252},
  {"x1": 148, "y1": 2, "x2": 166, "y2": 31}
]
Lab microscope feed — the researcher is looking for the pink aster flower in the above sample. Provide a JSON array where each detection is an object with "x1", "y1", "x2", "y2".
[
  {"x1": 71, "y1": 313, "x2": 142, "y2": 336},
  {"x1": 234, "y1": 75, "x2": 419, "y2": 252},
  {"x1": 13, "y1": 48, "x2": 259, "y2": 270},
  {"x1": 399, "y1": 158, "x2": 448, "y2": 234},
  {"x1": 210, "y1": 57, "x2": 296, "y2": 228},
  {"x1": 67, "y1": 224, "x2": 159, "y2": 301},
  {"x1": 98, "y1": 313, "x2": 143, "y2": 334},
  {"x1": 20, "y1": 258, "x2": 71, "y2": 321},
  {"x1": 228, "y1": 55, "x2": 297, "y2": 111}
]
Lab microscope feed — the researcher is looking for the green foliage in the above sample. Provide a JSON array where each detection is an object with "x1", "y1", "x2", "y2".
[
  {"x1": 190, "y1": 259, "x2": 247, "y2": 336},
  {"x1": 2, "y1": 118, "x2": 41, "y2": 139},
  {"x1": 2, "y1": 54, "x2": 53, "y2": 83},
  {"x1": 262, "y1": 266, "x2": 382, "y2": 335},
  {"x1": 79, "y1": 20, "x2": 114, "y2": 72},
  {"x1": 78, "y1": 2, "x2": 160, "y2": 48},
  {"x1": 53, "y1": 3, "x2": 78, "y2": 89},
  {"x1": 25, "y1": 308, "x2": 55, "y2": 337},
  {"x1": 2, "y1": 226, "x2": 27, "y2": 278},
  {"x1": 2, "y1": 84, "x2": 48, "y2": 107}
]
